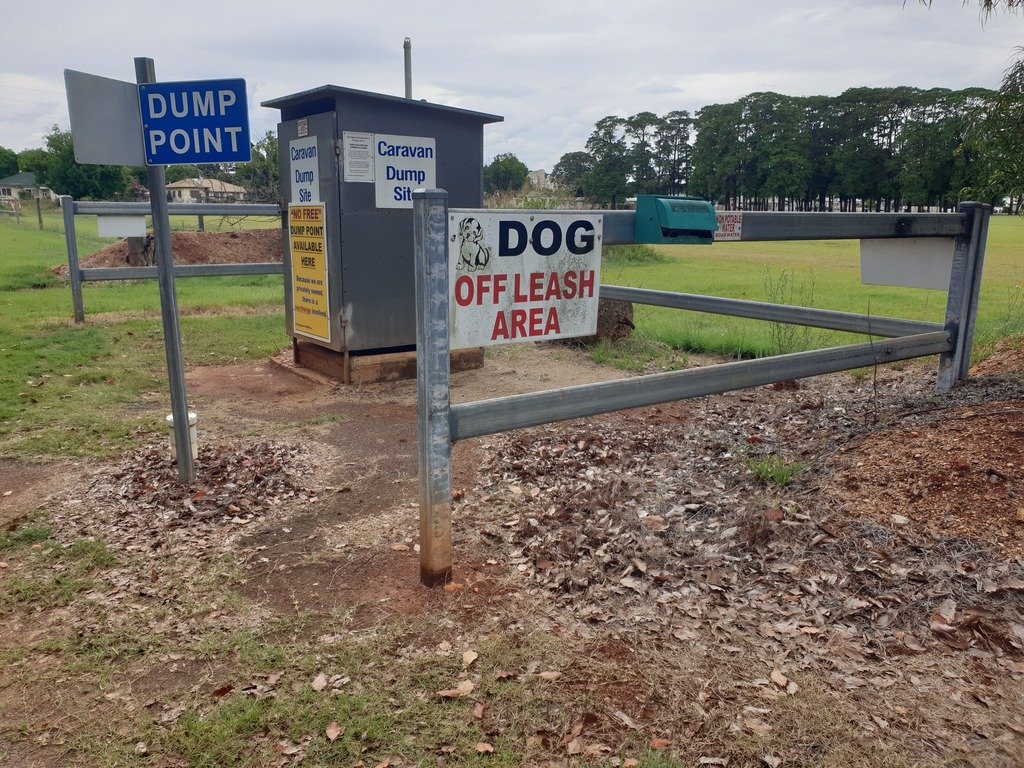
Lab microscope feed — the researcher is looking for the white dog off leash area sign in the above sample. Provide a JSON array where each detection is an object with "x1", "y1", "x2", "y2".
[{"x1": 448, "y1": 211, "x2": 603, "y2": 349}]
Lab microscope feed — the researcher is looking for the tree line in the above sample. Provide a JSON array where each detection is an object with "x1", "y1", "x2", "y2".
[
  {"x1": 0, "y1": 128, "x2": 280, "y2": 203},
  {"x1": 551, "y1": 79, "x2": 1023, "y2": 214}
]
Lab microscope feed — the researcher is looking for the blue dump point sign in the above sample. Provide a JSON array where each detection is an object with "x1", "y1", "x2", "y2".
[{"x1": 139, "y1": 78, "x2": 251, "y2": 166}]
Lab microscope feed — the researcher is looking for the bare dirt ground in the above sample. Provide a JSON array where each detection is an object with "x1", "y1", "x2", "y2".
[{"x1": 2, "y1": 338, "x2": 1024, "y2": 767}]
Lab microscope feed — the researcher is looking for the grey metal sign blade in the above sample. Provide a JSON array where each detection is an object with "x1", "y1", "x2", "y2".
[{"x1": 64, "y1": 69, "x2": 145, "y2": 167}]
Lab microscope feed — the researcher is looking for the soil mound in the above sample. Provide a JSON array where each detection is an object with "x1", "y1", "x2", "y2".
[
  {"x1": 971, "y1": 337, "x2": 1024, "y2": 378},
  {"x1": 73, "y1": 228, "x2": 282, "y2": 270}
]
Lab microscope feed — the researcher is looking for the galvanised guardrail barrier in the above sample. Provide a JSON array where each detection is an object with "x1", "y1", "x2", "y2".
[
  {"x1": 412, "y1": 190, "x2": 990, "y2": 584},
  {"x1": 60, "y1": 196, "x2": 283, "y2": 322}
]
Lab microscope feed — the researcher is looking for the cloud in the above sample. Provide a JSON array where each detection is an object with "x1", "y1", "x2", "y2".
[{"x1": 1, "y1": 0, "x2": 1021, "y2": 170}]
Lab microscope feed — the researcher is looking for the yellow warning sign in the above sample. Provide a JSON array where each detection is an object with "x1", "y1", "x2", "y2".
[{"x1": 288, "y1": 204, "x2": 330, "y2": 342}]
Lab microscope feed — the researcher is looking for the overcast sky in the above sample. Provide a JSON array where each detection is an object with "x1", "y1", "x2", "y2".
[{"x1": 2, "y1": 1, "x2": 1021, "y2": 172}]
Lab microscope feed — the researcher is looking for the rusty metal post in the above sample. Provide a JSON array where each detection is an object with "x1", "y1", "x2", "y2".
[{"x1": 413, "y1": 188, "x2": 452, "y2": 586}]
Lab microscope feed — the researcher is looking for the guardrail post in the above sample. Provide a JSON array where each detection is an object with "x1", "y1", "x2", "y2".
[
  {"x1": 60, "y1": 196, "x2": 86, "y2": 323},
  {"x1": 413, "y1": 188, "x2": 452, "y2": 587},
  {"x1": 937, "y1": 201, "x2": 991, "y2": 392}
]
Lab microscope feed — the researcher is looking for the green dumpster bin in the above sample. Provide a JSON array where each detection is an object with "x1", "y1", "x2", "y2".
[{"x1": 633, "y1": 195, "x2": 718, "y2": 245}]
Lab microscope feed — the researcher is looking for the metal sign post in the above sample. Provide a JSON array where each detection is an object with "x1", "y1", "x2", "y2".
[
  {"x1": 413, "y1": 193, "x2": 605, "y2": 586},
  {"x1": 413, "y1": 189, "x2": 453, "y2": 586},
  {"x1": 135, "y1": 57, "x2": 195, "y2": 483}
]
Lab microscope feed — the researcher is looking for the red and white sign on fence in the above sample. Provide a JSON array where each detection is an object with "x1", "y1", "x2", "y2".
[
  {"x1": 714, "y1": 211, "x2": 743, "y2": 241},
  {"x1": 448, "y1": 211, "x2": 603, "y2": 349}
]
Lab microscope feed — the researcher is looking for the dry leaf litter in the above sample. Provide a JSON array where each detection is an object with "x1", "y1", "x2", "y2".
[
  {"x1": 464, "y1": 367, "x2": 1024, "y2": 713},
  {"x1": 50, "y1": 437, "x2": 325, "y2": 557},
  {"x1": 30, "y1": 437, "x2": 328, "y2": 669}
]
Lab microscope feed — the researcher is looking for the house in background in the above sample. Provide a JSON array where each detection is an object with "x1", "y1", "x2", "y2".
[
  {"x1": 527, "y1": 169, "x2": 554, "y2": 190},
  {"x1": 0, "y1": 171, "x2": 57, "y2": 203},
  {"x1": 165, "y1": 178, "x2": 248, "y2": 203}
]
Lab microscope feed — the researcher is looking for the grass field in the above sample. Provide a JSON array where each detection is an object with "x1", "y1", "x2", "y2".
[
  {"x1": 1, "y1": 205, "x2": 1021, "y2": 458},
  {"x1": 602, "y1": 214, "x2": 1024, "y2": 360},
  {"x1": 0, "y1": 207, "x2": 288, "y2": 458}
]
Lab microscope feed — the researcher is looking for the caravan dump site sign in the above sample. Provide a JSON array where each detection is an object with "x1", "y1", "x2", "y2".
[
  {"x1": 374, "y1": 133, "x2": 436, "y2": 209},
  {"x1": 448, "y1": 211, "x2": 603, "y2": 350}
]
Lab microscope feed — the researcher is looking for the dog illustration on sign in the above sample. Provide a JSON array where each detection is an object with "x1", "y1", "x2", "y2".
[{"x1": 455, "y1": 217, "x2": 491, "y2": 271}]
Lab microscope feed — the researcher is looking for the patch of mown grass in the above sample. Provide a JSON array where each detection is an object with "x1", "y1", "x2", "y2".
[
  {"x1": 157, "y1": 618, "x2": 612, "y2": 768},
  {"x1": 0, "y1": 209, "x2": 113, "y2": 291},
  {"x1": 0, "y1": 319, "x2": 158, "y2": 457},
  {"x1": 2, "y1": 572, "x2": 94, "y2": 607},
  {"x1": 63, "y1": 539, "x2": 118, "y2": 569},
  {"x1": 746, "y1": 454, "x2": 804, "y2": 487},
  {"x1": 603, "y1": 243, "x2": 666, "y2": 266},
  {"x1": 54, "y1": 620, "x2": 156, "y2": 669},
  {"x1": 167, "y1": 697, "x2": 268, "y2": 768},
  {"x1": 0, "y1": 525, "x2": 53, "y2": 551},
  {"x1": 167, "y1": 687, "x2": 527, "y2": 768},
  {"x1": 588, "y1": 336, "x2": 688, "y2": 373},
  {"x1": 0, "y1": 210, "x2": 289, "y2": 458},
  {"x1": 634, "y1": 305, "x2": 780, "y2": 359},
  {"x1": 0, "y1": 537, "x2": 116, "y2": 610},
  {"x1": 0, "y1": 307, "x2": 287, "y2": 458},
  {"x1": 167, "y1": 214, "x2": 280, "y2": 232}
]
